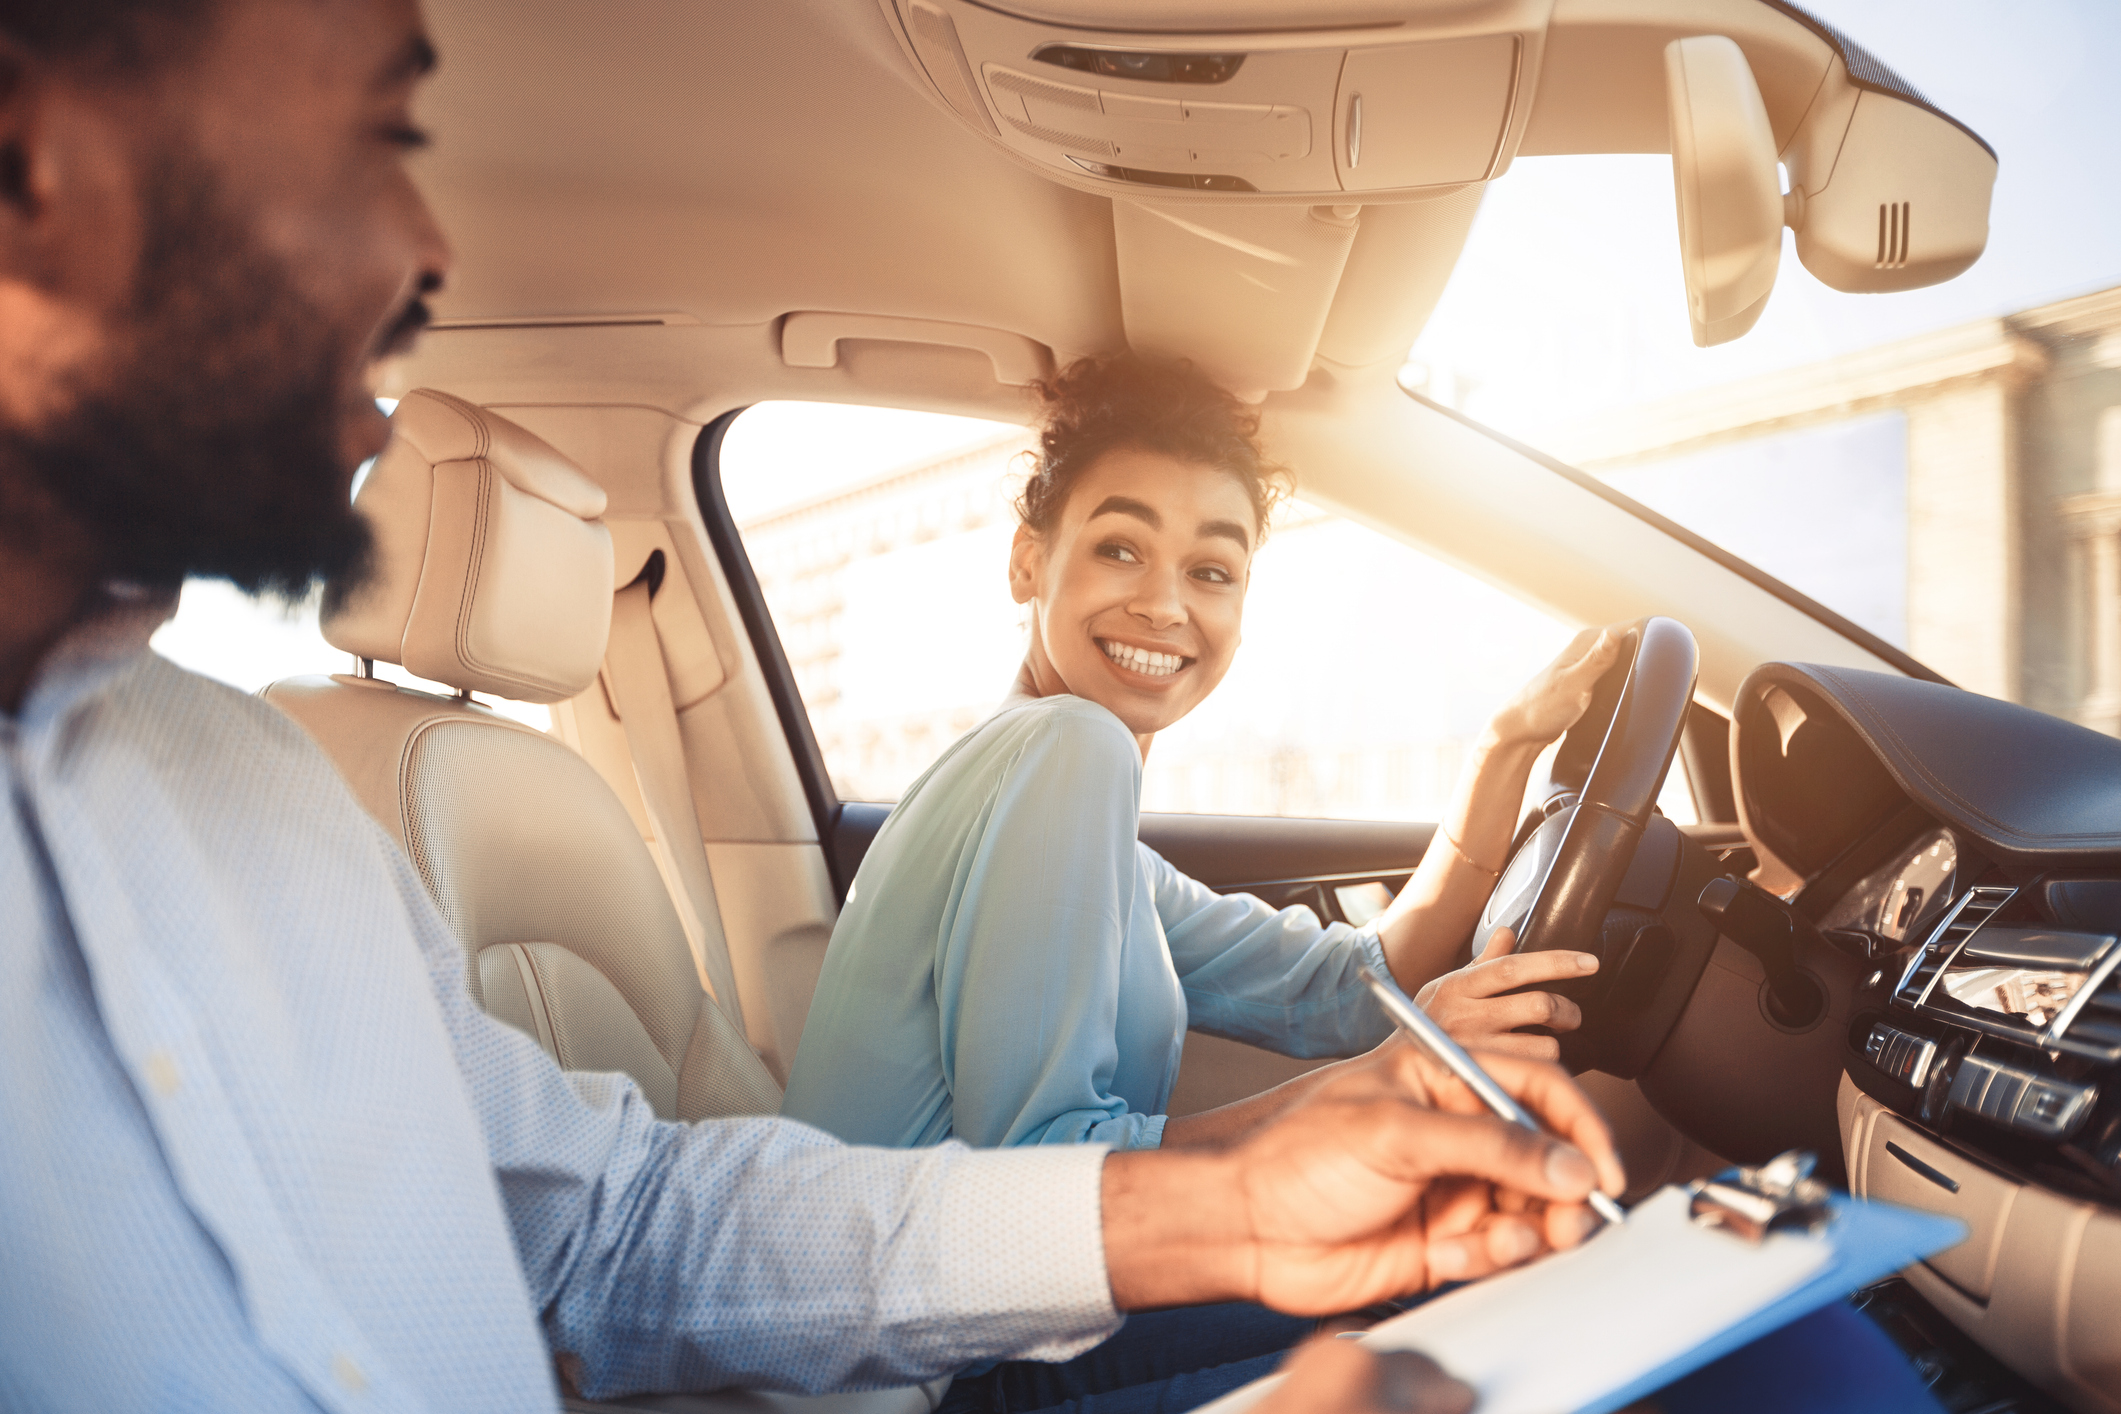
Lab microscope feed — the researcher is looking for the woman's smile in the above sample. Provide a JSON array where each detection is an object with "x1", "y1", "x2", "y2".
[{"x1": 1097, "y1": 638, "x2": 1192, "y2": 680}]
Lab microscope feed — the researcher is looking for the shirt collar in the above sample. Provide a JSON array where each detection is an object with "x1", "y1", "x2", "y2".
[{"x1": 15, "y1": 582, "x2": 179, "y2": 738}]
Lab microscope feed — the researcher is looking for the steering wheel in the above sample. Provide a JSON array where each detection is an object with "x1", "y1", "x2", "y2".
[{"x1": 1476, "y1": 616, "x2": 1699, "y2": 1068}]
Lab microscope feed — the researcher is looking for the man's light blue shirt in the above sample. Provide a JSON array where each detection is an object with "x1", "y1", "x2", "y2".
[
  {"x1": 782, "y1": 694, "x2": 1397, "y2": 1152},
  {"x1": 0, "y1": 604, "x2": 1120, "y2": 1413}
]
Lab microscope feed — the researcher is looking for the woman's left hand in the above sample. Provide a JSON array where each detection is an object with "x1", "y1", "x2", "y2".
[
  {"x1": 1413, "y1": 926, "x2": 1598, "y2": 1061},
  {"x1": 1487, "y1": 625, "x2": 1624, "y2": 748}
]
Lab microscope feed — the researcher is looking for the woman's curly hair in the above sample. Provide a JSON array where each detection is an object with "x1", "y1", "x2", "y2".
[{"x1": 1017, "y1": 353, "x2": 1292, "y2": 540}]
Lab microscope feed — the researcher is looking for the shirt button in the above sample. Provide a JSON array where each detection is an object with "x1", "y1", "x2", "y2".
[
  {"x1": 143, "y1": 1051, "x2": 181, "y2": 1097},
  {"x1": 333, "y1": 1353, "x2": 367, "y2": 1393}
]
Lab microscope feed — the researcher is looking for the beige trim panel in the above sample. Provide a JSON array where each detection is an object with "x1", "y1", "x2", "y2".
[
  {"x1": 706, "y1": 841, "x2": 841, "y2": 1085},
  {"x1": 1841, "y1": 1078, "x2": 2121, "y2": 1412}
]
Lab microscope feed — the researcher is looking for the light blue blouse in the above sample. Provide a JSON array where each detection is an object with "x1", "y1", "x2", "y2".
[{"x1": 781, "y1": 693, "x2": 1396, "y2": 1151}]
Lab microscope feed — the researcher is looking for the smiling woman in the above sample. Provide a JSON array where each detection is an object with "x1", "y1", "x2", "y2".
[
  {"x1": 778, "y1": 353, "x2": 1625, "y2": 1412},
  {"x1": 783, "y1": 348, "x2": 1619, "y2": 1129},
  {"x1": 1005, "y1": 356, "x2": 1289, "y2": 744}
]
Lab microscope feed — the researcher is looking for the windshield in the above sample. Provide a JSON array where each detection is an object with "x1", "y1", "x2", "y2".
[{"x1": 1403, "y1": 0, "x2": 2119, "y2": 723}]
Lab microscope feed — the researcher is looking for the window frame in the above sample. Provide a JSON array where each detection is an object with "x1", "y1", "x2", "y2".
[{"x1": 692, "y1": 411, "x2": 850, "y2": 895}]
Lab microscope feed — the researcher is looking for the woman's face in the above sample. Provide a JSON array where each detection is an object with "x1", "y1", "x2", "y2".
[{"x1": 1010, "y1": 446, "x2": 1257, "y2": 739}]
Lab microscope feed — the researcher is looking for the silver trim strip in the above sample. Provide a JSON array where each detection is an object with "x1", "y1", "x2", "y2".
[{"x1": 2046, "y1": 940, "x2": 2121, "y2": 1051}]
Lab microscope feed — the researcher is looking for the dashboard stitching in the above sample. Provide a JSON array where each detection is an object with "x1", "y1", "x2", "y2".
[{"x1": 1806, "y1": 666, "x2": 2121, "y2": 848}]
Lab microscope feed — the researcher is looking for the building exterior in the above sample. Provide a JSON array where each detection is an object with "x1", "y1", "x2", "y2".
[
  {"x1": 1544, "y1": 283, "x2": 2121, "y2": 731},
  {"x1": 738, "y1": 432, "x2": 1038, "y2": 803}
]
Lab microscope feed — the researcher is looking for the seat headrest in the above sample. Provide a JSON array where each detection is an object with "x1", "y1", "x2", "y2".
[{"x1": 324, "y1": 389, "x2": 614, "y2": 704}]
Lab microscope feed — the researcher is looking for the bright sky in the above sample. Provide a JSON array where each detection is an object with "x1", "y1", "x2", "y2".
[
  {"x1": 719, "y1": 402, "x2": 1024, "y2": 524},
  {"x1": 1420, "y1": 0, "x2": 2121, "y2": 439}
]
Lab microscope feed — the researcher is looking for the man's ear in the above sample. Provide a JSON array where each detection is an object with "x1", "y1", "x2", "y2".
[
  {"x1": 1008, "y1": 523, "x2": 1041, "y2": 605},
  {"x1": 0, "y1": 43, "x2": 152, "y2": 320},
  {"x1": 0, "y1": 42, "x2": 47, "y2": 224}
]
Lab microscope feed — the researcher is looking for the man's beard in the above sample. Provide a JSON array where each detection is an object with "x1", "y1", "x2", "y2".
[{"x1": 0, "y1": 152, "x2": 380, "y2": 602}]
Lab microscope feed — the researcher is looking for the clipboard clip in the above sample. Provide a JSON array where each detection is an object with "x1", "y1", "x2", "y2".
[{"x1": 1687, "y1": 1149, "x2": 1833, "y2": 1243}]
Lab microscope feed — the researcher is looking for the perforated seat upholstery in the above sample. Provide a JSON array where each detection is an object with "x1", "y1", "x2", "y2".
[{"x1": 267, "y1": 388, "x2": 780, "y2": 1121}]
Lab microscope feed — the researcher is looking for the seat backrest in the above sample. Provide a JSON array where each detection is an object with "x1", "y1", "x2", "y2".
[{"x1": 267, "y1": 388, "x2": 779, "y2": 1120}]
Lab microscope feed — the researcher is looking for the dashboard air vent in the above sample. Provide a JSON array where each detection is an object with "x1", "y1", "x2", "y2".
[
  {"x1": 2057, "y1": 968, "x2": 2121, "y2": 1061},
  {"x1": 1894, "y1": 884, "x2": 2015, "y2": 1006}
]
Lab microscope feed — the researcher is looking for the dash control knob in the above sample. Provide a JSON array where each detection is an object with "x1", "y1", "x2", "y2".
[{"x1": 1920, "y1": 1037, "x2": 1967, "y2": 1128}]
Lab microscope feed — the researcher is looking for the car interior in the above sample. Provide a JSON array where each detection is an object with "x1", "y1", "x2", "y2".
[{"x1": 250, "y1": 1, "x2": 2116, "y2": 1410}]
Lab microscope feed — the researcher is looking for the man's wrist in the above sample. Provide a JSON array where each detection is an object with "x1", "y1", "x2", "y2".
[{"x1": 1100, "y1": 1149, "x2": 1256, "y2": 1311}]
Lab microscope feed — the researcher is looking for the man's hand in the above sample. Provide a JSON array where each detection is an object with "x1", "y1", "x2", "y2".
[
  {"x1": 1101, "y1": 1044, "x2": 1624, "y2": 1315},
  {"x1": 1415, "y1": 927, "x2": 1595, "y2": 1062},
  {"x1": 1256, "y1": 1338, "x2": 1473, "y2": 1414}
]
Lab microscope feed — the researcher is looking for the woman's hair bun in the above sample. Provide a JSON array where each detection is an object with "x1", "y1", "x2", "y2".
[{"x1": 1017, "y1": 353, "x2": 1292, "y2": 538}]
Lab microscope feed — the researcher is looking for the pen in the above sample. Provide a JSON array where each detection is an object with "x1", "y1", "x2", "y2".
[{"x1": 1359, "y1": 964, "x2": 1627, "y2": 1227}]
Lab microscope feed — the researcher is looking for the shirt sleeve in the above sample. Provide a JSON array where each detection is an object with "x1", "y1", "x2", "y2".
[
  {"x1": 1148, "y1": 846, "x2": 1398, "y2": 1059},
  {"x1": 935, "y1": 708, "x2": 1166, "y2": 1151},
  {"x1": 388, "y1": 845, "x2": 1123, "y2": 1401}
]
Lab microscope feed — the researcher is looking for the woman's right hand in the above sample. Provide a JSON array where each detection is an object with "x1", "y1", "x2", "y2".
[
  {"x1": 1485, "y1": 625, "x2": 1624, "y2": 750},
  {"x1": 1414, "y1": 926, "x2": 1598, "y2": 1062}
]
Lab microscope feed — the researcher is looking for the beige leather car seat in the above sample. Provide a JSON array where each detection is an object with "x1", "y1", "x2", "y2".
[{"x1": 266, "y1": 388, "x2": 781, "y2": 1122}]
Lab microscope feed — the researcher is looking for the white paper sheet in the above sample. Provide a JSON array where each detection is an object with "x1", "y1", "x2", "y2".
[{"x1": 1195, "y1": 1187, "x2": 1831, "y2": 1414}]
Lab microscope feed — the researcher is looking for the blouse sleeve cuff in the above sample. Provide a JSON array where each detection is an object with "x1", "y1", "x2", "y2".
[
  {"x1": 1122, "y1": 1113, "x2": 1169, "y2": 1150},
  {"x1": 1352, "y1": 929, "x2": 1401, "y2": 1044},
  {"x1": 937, "y1": 1143, "x2": 1123, "y2": 1362},
  {"x1": 1354, "y1": 928, "x2": 1395, "y2": 988}
]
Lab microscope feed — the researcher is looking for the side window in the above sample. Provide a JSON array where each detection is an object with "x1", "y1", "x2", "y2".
[
  {"x1": 722, "y1": 400, "x2": 1695, "y2": 824},
  {"x1": 722, "y1": 402, "x2": 1034, "y2": 803}
]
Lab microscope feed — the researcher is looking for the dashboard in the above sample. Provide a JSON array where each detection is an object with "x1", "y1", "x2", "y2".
[{"x1": 1718, "y1": 662, "x2": 2121, "y2": 1411}]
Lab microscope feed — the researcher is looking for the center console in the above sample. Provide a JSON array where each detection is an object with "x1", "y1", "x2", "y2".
[{"x1": 1841, "y1": 878, "x2": 2121, "y2": 1412}]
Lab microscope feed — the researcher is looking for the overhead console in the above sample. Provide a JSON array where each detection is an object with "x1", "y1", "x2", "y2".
[
  {"x1": 883, "y1": 0, "x2": 1993, "y2": 237},
  {"x1": 876, "y1": 0, "x2": 1999, "y2": 387},
  {"x1": 895, "y1": 0, "x2": 1533, "y2": 197}
]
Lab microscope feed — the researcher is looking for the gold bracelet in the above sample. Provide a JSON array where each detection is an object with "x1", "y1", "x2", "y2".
[{"x1": 1439, "y1": 828, "x2": 1502, "y2": 880}]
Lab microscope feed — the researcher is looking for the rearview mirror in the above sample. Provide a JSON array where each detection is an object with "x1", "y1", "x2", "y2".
[{"x1": 1665, "y1": 35, "x2": 1784, "y2": 347}]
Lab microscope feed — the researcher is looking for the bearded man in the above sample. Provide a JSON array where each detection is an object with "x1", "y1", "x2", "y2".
[{"x1": 0, "y1": 2, "x2": 1627, "y2": 1411}]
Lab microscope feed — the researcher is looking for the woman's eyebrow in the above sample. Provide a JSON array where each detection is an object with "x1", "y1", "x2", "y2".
[
  {"x1": 1087, "y1": 495, "x2": 1160, "y2": 529},
  {"x1": 1197, "y1": 519, "x2": 1251, "y2": 552}
]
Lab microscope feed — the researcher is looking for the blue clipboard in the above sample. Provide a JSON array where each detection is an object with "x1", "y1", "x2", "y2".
[
  {"x1": 1191, "y1": 1184, "x2": 1967, "y2": 1414},
  {"x1": 1578, "y1": 1194, "x2": 1965, "y2": 1414}
]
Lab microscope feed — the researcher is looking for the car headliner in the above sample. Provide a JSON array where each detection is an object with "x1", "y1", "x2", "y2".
[{"x1": 392, "y1": 0, "x2": 1958, "y2": 707}]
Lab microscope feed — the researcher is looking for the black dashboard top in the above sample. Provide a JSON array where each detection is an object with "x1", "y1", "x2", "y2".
[{"x1": 1734, "y1": 663, "x2": 2121, "y2": 872}]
